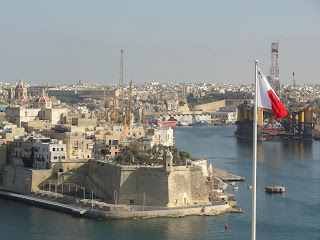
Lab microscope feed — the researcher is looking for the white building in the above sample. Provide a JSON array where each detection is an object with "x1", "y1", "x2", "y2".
[
  {"x1": 33, "y1": 139, "x2": 67, "y2": 169},
  {"x1": 147, "y1": 126, "x2": 174, "y2": 147}
]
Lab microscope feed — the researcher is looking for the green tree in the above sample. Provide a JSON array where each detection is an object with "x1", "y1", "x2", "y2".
[
  {"x1": 179, "y1": 151, "x2": 191, "y2": 160},
  {"x1": 101, "y1": 145, "x2": 111, "y2": 156}
]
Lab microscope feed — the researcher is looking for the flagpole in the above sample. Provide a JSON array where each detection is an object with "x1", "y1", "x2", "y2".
[{"x1": 252, "y1": 60, "x2": 259, "y2": 240}]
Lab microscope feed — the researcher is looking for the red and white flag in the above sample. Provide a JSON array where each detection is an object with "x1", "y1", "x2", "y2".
[
  {"x1": 20, "y1": 96, "x2": 25, "y2": 101},
  {"x1": 257, "y1": 68, "x2": 288, "y2": 119}
]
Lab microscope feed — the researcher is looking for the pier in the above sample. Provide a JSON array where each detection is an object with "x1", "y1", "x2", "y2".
[{"x1": 213, "y1": 168, "x2": 245, "y2": 182}]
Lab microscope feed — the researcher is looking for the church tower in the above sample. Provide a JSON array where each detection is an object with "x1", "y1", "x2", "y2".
[{"x1": 14, "y1": 78, "x2": 28, "y2": 101}]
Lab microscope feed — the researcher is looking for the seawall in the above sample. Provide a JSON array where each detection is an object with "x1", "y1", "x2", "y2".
[{"x1": 0, "y1": 189, "x2": 231, "y2": 219}]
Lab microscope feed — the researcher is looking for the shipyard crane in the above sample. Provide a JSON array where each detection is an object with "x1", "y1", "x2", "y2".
[
  {"x1": 126, "y1": 79, "x2": 133, "y2": 125},
  {"x1": 142, "y1": 102, "x2": 147, "y2": 133},
  {"x1": 117, "y1": 49, "x2": 125, "y2": 124}
]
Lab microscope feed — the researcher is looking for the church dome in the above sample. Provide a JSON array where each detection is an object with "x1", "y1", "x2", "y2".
[
  {"x1": 16, "y1": 78, "x2": 26, "y2": 89},
  {"x1": 35, "y1": 89, "x2": 51, "y2": 102}
]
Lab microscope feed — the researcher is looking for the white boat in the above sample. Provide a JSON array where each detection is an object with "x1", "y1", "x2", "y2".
[
  {"x1": 233, "y1": 187, "x2": 239, "y2": 191},
  {"x1": 248, "y1": 186, "x2": 252, "y2": 189},
  {"x1": 230, "y1": 182, "x2": 236, "y2": 186}
]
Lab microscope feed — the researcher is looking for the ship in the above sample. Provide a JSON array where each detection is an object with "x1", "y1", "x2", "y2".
[
  {"x1": 148, "y1": 116, "x2": 178, "y2": 127},
  {"x1": 189, "y1": 121, "x2": 209, "y2": 127}
]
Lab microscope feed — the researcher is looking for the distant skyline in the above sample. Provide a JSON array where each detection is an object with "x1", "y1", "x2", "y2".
[{"x1": 1, "y1": 0, "x2": 319, "y2": 85}]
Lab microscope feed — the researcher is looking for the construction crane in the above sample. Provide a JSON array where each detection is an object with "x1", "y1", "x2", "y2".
[
  {"x1": 110, "y1": 91, "x2": 118, "y2": 124},
  {"x1": 142, "y1": 102, "x2": 147, "y2": 133},
  {"x1": 126, "y1": 79, "x2": 133, "y2": 125},
  {"x1": 117, "y1": 49, "x2": 125, "y2": 124}
]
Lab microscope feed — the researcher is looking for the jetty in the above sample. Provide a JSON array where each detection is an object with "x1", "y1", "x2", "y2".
[
  {"x1": 213, "y1": 168, "x2": 245, "y2": 182},
  {"x1": 0, "y1": 190, "x2": 86, "y2": 215}
]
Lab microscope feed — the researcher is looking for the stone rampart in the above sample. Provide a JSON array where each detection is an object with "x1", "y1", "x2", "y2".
[
  {"x1": 3, "y1": 164, "x2": 51, "y2": 194},
  {"x1": 85, "y1": 161, "x2": 208, "y2": 208}
]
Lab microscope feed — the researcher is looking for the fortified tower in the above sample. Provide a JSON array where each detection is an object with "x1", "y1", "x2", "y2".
[{"x1": 163, "y1": 149, "x2": 173, "y2": 172}]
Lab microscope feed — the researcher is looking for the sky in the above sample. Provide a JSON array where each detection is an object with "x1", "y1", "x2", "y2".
[{"x1": 0, "y1": 0, "x2": 319, "y2": 85}]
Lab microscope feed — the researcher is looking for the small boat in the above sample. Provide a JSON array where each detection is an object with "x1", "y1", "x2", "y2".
[
  {"x1": 230, "y1": 182, "x2": 236, "y2": 186},
  {"x1": 225, "y1": 223, "x2": 229, "y2": 229},
  {"x1": 248, "y1": 186, "x2": 252, "y2": 189},
  {"x1": 233, "y1": 187, "x2": 239, "y2": 191}
]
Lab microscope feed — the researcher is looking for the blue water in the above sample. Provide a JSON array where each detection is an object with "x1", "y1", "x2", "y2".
[{"x1": 1, "y1": 126, "x2": 320, "y2": 240}]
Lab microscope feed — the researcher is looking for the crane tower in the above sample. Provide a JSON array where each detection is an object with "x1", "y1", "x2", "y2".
[{"x1": 267, "y1": 42, "x2": 281, "y2": 96}]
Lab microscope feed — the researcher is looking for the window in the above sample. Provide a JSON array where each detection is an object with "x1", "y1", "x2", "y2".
[
  {"x1": 130, "y1": 199, "x2": 134, "y2": 204},
  {"x1": 62, "y1": 156, "x2": 65, "y2": 160},
  {"x1": 53, "y1": 148, "x2": 55, "y2": 151},
  {"x1": 54, "y1": 156, "x2": 57, "y2": 160},
  {"x1": 57, "y1": 148, "x2": 59, "y2": 151},
  {"x1": 115, "y1": 146, "x2": 117, "y2": 149},
  {"x1": 109, "y1": 140, "x2": 111, "y2": 145},
  {"x1": 115, "y1": 152, "x2": 118, "y2": 155},
  {"x1": 61, "y1": 148, "x2": 63, "y2": 151},
  {"x1": 74, "y1": 141, "x2": 78, "y2": 147}
]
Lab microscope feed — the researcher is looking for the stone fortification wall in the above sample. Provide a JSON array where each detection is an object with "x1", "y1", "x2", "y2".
[
  {"x1": 189, "y1": 166, "x2": 209, "y2": 204},
  {"x1": 0, "y1": 140, "x2": 6, "y2": 184},
  {"x1": 194, "y1": 100, "x2": 226, "y2": 112},
  {"x1": 86, "y1": 160, "x2": 121, "y2": 201},
  {"x1": 86, "y1": 161, "x2": 169, "y2": 206},
  {"x1": 120, "y1": 166, "x2": 169, "y2": 206},
  {"x1": 85, "y1": 161, "x2": 208, "y2": 207},
  {"x1": 167, "y1": 166, "x2": 209, "y2": 207},
  {"x1": 3, "y1": 164, "x2": 51, "y2": 194}
]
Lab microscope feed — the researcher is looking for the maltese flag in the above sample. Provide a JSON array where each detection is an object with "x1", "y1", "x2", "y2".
[{"x1": 257, "y1": 68, "x2": 288, "y2": 119}]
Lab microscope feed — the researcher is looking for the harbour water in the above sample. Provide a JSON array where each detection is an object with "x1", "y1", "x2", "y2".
[{"x1": 1, "y1": 126, "x2": 320, "y2": 240}]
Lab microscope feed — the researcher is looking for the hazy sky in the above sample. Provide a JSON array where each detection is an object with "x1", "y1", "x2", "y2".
[{"x1": 1, "y1": 0, "x2": 319, "y2": 85}]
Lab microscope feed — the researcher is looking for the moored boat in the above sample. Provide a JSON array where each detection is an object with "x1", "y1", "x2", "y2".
[
  {"x1": 149, "y1": 116, "x2": 178, "y2": 127},
  {"x1": 189, "y1": 121, "x2": 209, "y2": 127}
]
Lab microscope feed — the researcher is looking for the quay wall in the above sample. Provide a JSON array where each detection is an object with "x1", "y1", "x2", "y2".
[
  {"x1": 85, "y1": 204, "x2": 230, "y2": 219},
  {"x1": 0, "y1": 189, "x2": 230, "y2": 220}
]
